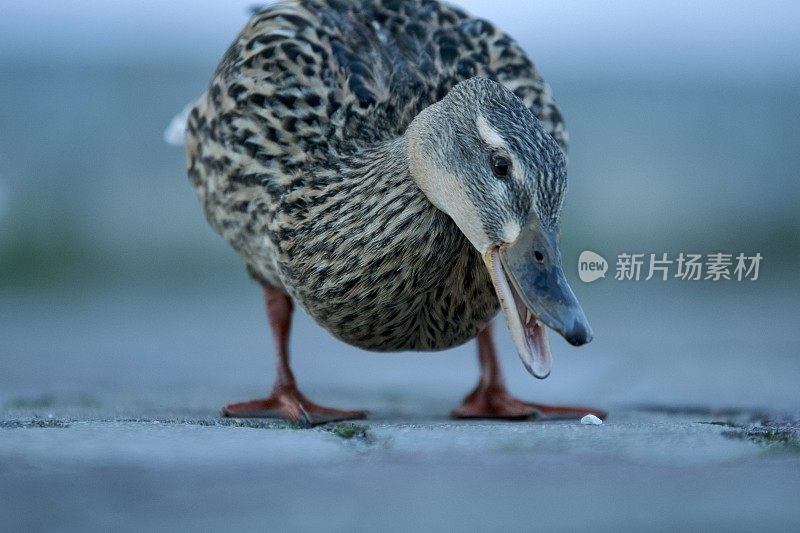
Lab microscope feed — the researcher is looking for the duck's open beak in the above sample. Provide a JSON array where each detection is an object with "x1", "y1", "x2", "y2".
[{"x1": 483, "y1": 224, "x2": 592, "y2": 379}]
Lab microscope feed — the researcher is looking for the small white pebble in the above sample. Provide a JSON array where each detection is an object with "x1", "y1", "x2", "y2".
[{"x1": 581, "y1": 414, "x2": 603, "y2": 425}]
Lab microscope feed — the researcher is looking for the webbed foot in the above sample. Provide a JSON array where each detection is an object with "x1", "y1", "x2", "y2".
[
  {"x1": 451, "y1": 383, "x2": 606, "y2": 421},
  {"x1": 223, "y1": 385, "x2": 367, "y2": 427}
]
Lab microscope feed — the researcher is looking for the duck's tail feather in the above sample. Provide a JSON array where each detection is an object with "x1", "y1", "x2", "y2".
[{"x1": 163, "y1": 101, "x2": 195, "y2": 147}]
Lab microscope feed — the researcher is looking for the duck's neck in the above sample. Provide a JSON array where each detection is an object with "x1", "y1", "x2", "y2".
[
  {"x1": 340, "y1": 133, "x2": 473, "y2": 282},
  {"x1": 344, "y1": 135, "x2": 413, "y2": 191},
  {"x1": 342, "y1": 134, "x2": 457, "y2": 241}
]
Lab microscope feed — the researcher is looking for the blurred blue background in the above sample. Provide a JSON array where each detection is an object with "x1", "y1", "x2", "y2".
[{"x1": 1, "y1": 1, "x2": 798, "y2": 412}]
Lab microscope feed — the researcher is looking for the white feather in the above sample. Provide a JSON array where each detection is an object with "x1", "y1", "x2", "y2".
[{"x1": 163, "y1": 101, "x2": 194, "y2": 147}]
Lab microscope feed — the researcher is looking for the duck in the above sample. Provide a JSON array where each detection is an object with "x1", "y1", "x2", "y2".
[{"x1": 183, "y1": 0, "x2": 605, "y2": 425}]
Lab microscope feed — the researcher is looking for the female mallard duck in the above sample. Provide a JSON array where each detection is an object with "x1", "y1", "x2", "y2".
[{"x1": 185, "y1": 0, "x2": 604, "y2": 424}]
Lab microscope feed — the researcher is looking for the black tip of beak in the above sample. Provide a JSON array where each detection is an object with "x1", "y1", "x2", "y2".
[{"x1": 565, "y1": 321, "x2": 593, "y2": 346}]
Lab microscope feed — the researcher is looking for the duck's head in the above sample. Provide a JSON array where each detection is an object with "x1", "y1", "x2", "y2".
[{"x1": 406, "y1": 77, "x2": 591, "y2": 379}]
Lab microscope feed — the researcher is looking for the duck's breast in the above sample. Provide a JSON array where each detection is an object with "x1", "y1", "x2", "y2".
[{"x1": 274, "y1": 177, "x2": 499, "y2": 351}]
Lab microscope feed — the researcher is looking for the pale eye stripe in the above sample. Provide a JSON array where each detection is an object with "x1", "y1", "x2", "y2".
[{"x1": 476, "y1": 114, "x2": 507, "y2": 149}]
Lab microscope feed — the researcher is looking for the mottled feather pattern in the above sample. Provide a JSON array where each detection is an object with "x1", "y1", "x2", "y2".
[{"x1": 186, "y1": 0, "x2": 568, "y2": 351}]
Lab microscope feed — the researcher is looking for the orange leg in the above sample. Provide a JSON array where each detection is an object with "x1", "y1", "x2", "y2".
[
  {"x1": 451, "y1": 322, "x2": 607, "y2": 421},
  {"x1": 222, "y1": 285, "x2": 367, "y2": 426}
]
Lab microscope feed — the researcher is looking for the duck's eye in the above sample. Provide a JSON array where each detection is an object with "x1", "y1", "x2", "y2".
[{"x1": 491, "y1": 156, "x2": 510, "y2": 178}]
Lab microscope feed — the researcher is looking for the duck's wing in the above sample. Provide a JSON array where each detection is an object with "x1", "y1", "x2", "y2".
[
  {"x1": 302, "y1": 0, "x2": 570, "y2": 150},
  {"x1": 187, "y1": 0, "x2": 567, "y2": 180},
  {"x1": 342, "y1": 0, "x2": 569, "y2": 151}
]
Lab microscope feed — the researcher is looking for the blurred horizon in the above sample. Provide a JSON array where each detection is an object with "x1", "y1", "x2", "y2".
[{"x1": 2, "y1": 1, "x2": 799, "y2": 81}]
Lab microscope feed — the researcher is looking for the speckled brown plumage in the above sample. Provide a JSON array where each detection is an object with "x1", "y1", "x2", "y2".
[{"x1": 185, "y1": 0, "x2": 568, "y2": 352}]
